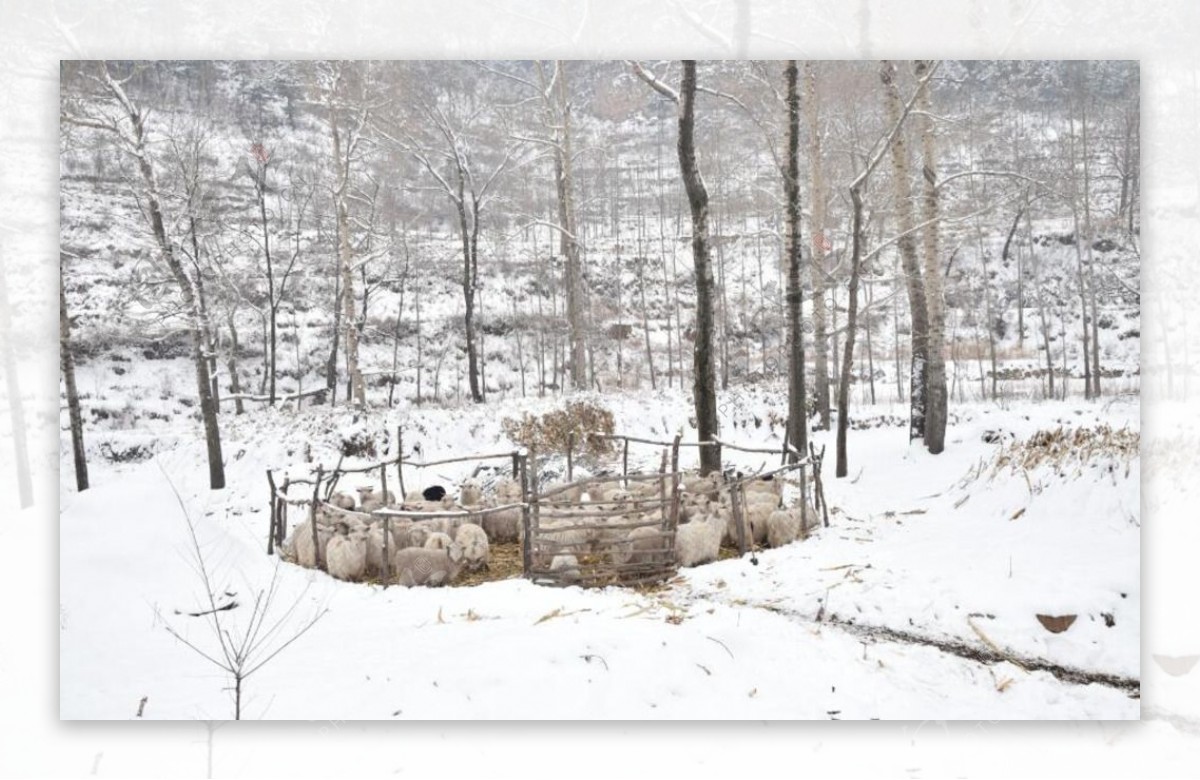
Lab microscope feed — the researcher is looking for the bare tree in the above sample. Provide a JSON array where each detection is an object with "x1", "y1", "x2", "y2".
[
  {"x1": 804, "y1": 61, "x2": 832, "y2": 430},
  {"x1": 62, "y1": 62, "x2": 226, "y2": 489},
  {"x1": 914, "y1": 59, "x2": 947, "y2": 454},
  {"x1": 60, "y1": 252, "x2": 89, "y2": 492},
  {"x1": 631, "y1": 60, "x2": 722, "y2": 475},
  {"x1": 159, "y1": 469, "x2": 326, "y2": 720},
  {"x1": 783, "y1": 60, "x2": 807, "y2": 459}
]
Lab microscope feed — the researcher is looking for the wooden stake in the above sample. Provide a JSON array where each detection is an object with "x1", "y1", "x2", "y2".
[
  {"x1": 266, "y1": 470, "x2": 278, "y2": 555},
  {"x1": 395, "y1": 427, "x2": 406, "y2": 499},
  {"x1": 311, "y1": 467, "x2": 324, "y2": 570},
  {"x1": 566, "y1": 432, "x2": 574, "y2": 482}
]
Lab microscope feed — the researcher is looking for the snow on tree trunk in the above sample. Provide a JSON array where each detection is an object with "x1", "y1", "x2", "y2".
[
  {"x1": 881, "y1": 60, "x2": 930, "y2": 443},
  {"x1": 915, "y1": 60, "x2": 947, "y2": 455}
]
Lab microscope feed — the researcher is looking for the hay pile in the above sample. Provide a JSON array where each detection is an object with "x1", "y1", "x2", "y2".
[{"x1": 990, "y1": 424, "x2": 1139, "y2": 479}]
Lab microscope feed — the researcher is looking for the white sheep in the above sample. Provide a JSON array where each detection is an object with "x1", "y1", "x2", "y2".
[
  {"x1": 459, "y1": 479, "x2": 484, "y2": 507},
  {"x1": 329, "y1": 491, "x2": 357, "y2": 511},
  {"x1": 722, "y1": 503, "x2": 769, "y2": 547},
  {"x1": 675, "y1": 513, "x2": 723, "y2": 567},
  {"x1": 364, "y1": 524, "x2": 394, "y2": 576},
  {"x1": 682, "y1": 472, "x2": 722, "y2": 499},
  {"x1": 392, "y1": 544, "x2": 465, "y2": 587},
  {"x1": 482, "y1": 506, "x2": 523, "y2": 544},
  {"x1": 493, "y1": 478, "x2": 523, "y2": 503},
  {"x1": 612, "y1": 525, "x2": 671, "y2": 566},
  {"x1": 548, "y1": 553, "x2": 581, "y2": 583},
  {"x1": 357, "y1": 487, "x2": 396, "y2": 513},
  {"x1": 454, "y1": 523, "x2": 490, "y2": 571},
  {"x1": 766, "y1": 507, "x2": 802, "y2": 549},
  {"x1": 292, "y1": 520, "x2": 332, "y2": 568},
  {"x1": 424, "y1": 531, "x2": 454, "y2": 551},
  {"x1": 326, "y1": 531, "x2": 368, "y2": 581}
]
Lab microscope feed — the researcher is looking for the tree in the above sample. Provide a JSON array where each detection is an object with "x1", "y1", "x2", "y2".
[
  {"x1": 783, "y1": 60, "x2": 807, "y2": 459},
  {"x1": 880, "y1": 60, "x2": 930, "y2": 443},
  {"x1": 914, "y1": 59, "x2": 947, "y2": 454},
  {"x1": 631, "y1": 60, "x2": 722, "y2": 475},
  {"x1": 62, "y1": 62, "x2": 226, "y2": 490},
  {"x1": 59, "y1": 253, "x2": 89, "y2": 491},
  {"x1": 803, "y1": 62, "x2": 832, "y2": 430}
]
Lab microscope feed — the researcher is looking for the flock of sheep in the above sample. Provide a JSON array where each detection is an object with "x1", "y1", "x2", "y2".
[{"x1": 281, "y1": 470, "x2": 817, "y2": 588}]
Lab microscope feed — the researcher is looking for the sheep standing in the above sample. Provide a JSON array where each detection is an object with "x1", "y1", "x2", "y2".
[
  {"x1": 612, "y1": 525, "x2": 671, "y2": 566},
  {"x1": 766, "y1": 508, "x2": 802, "y2": 549},
  {"x1": 326, "y1": 531, "x2": 368, "y2": 581},
  {"x1": 392, "y1": 544, "x2": 465, "y2": 587},
  {"x1": 460, "y1": 479, "x2": 484, "y2": 507},
  {"x1": 364, "y1": 524, "x2": 394, "y2": 576},
  {"x1": 482, "y1": 506, "x2": 522, "y2": 544},
  {"x1": 292, "y1": 520, "x2": 332, "y2": 568},
  {"x1": 329, "y1": 492, "x2": 357, "y2": 511},
  {"x1": 454, "y1": 523, "x2": 490, "y2": 571},
  {"x1": 675, "y1": 513, "x2": 723, "y2": 567}
]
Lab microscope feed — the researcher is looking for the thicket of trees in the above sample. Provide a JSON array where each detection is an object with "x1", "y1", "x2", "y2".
[{"x1": 59, "y1": 60, "x2": 1139, "y2": 491}]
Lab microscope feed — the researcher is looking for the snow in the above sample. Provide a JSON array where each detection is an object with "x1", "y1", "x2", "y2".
[{"x1": 59, "y1": 389, "x2": 1139, "y2": 720}]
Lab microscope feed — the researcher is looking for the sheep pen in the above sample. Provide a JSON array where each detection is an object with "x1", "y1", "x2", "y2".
[{"x1": 266, "y1": 426, "x2": 827, "y2": 590}]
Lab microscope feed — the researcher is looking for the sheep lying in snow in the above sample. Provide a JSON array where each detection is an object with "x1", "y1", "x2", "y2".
[
  {"x1": 675, "y1": 513, "x2": 723, "y2": 567},
  {"x1": 454, "y1": 523, "x2": 490, "y2": 571},
  {"x1": 326, "y1": 530, "x2": 368, "y2": 581},
  {"x1": 392, "y1": 544, "x2": 465, "y2": 587}
]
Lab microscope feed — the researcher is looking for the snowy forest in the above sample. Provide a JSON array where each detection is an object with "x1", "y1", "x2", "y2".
[{"x1": 58, "y1": 60, "x2": 1141, "y2": 721}]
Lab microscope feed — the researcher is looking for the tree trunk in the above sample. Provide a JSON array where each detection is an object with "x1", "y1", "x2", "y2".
[
  {"x1": 677, "y1": 61, "x2": 722, "y2": 476},
  {"x1": 784, "y1": 60, "x2": 807, "y2": 460},
  {"x1": 58, "y1": 260, "x2": 87, "y2": 494},
  {"x1": 804, "y1": 62, "x2": 831, "y2": 430},
  {"x1": 326, "y1": 262, "x2": 341, "y2": 406},
  {"x1": 836, "y1": 188, "x2": 865, "y2": 478},
  {"x1": 226, "y1": 313, "x2": 245, "y2": 415},
  {"x1": 115, "y1": 74, "x2": 224, "y2": 489},
  {"x1": 880, "y1": 61, "x2": 929, "y2": 442},
  {"x1": 914, "y1": 60, "x2": 947, "y2": 454},
  {"x1": 550, "y1": 63, "x2": 588, "y2": 393}
]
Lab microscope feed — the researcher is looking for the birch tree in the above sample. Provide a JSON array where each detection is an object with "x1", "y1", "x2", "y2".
[{"x1": 61, "y1": 62, "x2": 226, "y2": 490}]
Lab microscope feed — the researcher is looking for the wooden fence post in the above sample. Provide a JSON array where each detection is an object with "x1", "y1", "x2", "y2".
[
  {"x1": 311, "y1": 467, "x2": 324, "y2": 570},
  {"x1": 623, "y1": 438, "x2": 630, "y2": 486},
  {"x1": 278, "y1": 476, "x2": 290, "y2": 548},
  {"x1": 566, "y1": 432, "x2": 574, "y2": 482},
  {"x1": 669, "y1": 434, "x2": 682, "y2": 531},
  {"x1": 732, "y1": 482, "x2": 748, "y2": 556},
  {"x1": 519, "y1": 451, "x2": 532, "y2": 575},
  {"x1": 266, "y1": 470, "x2": 278, "y2": 555},
  {"x1": 382, "y1": 515, "x2": 392, "y2": 585},
  {"x1": 395, "y1": 427, "x2": 406, "y2": 500},
  {"x1": 781, "y1": 421, "x2": 791, "y2": 466}
]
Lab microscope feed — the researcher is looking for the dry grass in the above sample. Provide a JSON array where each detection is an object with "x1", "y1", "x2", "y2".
[
  {"x1": 991, "y1": 424, "x2": 1139, "y2": 476},
  {"x1": 453, "y1": 542, "x2": 526, "y2": 587}
]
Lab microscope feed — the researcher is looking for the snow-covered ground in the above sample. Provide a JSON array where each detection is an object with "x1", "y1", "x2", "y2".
[{"x1": 59, "y1": 387, "x2": 1139, "y2": 720}]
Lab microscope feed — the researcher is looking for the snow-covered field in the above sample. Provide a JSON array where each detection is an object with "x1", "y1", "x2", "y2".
[{"x1": 59, "y1": 387, "x2": 1139, "y2": 720}]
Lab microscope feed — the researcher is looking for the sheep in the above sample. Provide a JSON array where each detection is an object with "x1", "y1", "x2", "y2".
[
  {"x1": 392, "y1": 543, "x2": 465, "y2": 587},
  {"x1": 543, "y1": 481, "x2": 582, "y2": 502},
  {"x1": 422, "y1": 485, "x2": 448, "y2": 502},
  {"x1": 364, "y1": 524, "x2": 395, "y2": 576},
  {"x1": 329, "y1": 491, "x2": 357, "y2": 511},
  {"x1": 326, "y1": 529, "x2": 368, "y2": 581},
  {"x1": 548, "y1": 553, "x2": 581, "y2": 584},
  {"x1": 766, "y1": 507, "x2": 802, "y2": 549},
  {"x1": 357, "y1": 486, "x2": 396, "y2": 513},
  {"x1": 481, "y1": 506, "x2": 523, "y2": 544},
  {"x1": 611, "y1": 525, "x2": 671, "y2": 566},
  {"x1": 454, "y1": 523, "x2": 490, "y2": 571},
  {"x1": 679, "y1": 494, "x2": 711, "y2": 523},
  {"x1": 459, "y1": 479, "x2": 484, "y2": 507},
  {"x1": 292, "y1": 520, "x2": 333, "y2": 568},
  {"x1": 743, "y1": 476, "x2": 782, "y2": 498},
  {"x1": 674, "y1": 513, "x2": 723, "y2": 568},
  {"x1": 407, "y1": 522, "x2": 434, "y2": 550},
  {"x1": 682, "y1": 472, "x2": 722, "y2": 500},
  {"x1": 493, "y1": 478, "x2": 523, "y2": 503},
  {"x1": 721, "y1": 503, "x2": 769, "y2": 547},
  {"x1": 423, "y1": 531, "x2": 454, "y2": 551}
]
